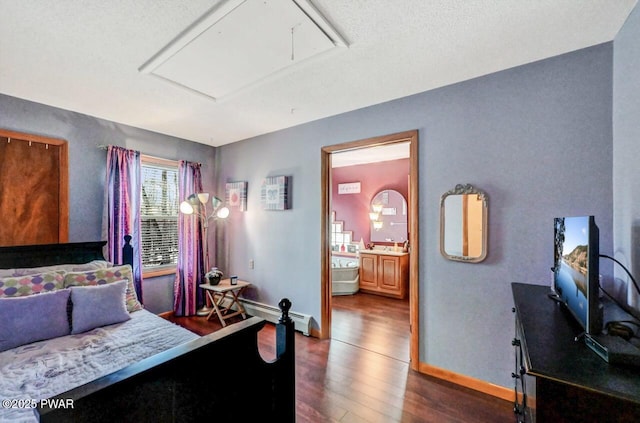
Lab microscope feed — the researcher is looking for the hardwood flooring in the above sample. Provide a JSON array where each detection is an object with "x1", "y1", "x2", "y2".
[
  {"x1": 331, "y1": 293, "x2": 410, "y2": 363},
  {"x1": 163, "y1": 293, "x2": 513, "y2": 422}
]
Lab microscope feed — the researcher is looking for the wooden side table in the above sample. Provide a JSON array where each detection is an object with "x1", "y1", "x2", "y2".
[{"x1": 199, "y1": 279, "x2": 251, "y2": 327}]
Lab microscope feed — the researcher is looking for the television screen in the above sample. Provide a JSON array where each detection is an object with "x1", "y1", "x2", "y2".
[{"x1": 553, "y1": 216, "x2": 602, "y2": 334}]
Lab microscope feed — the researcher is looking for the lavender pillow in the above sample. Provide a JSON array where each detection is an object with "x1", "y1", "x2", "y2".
[
  {"x1": 0, "y1": 289, "x2": 71, "y2": 352},
  {"x1": 70, "y1": 280, "x2": 130, "y2": 334}
]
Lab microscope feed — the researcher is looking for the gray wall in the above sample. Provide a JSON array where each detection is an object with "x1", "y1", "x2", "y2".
[
  {"x1": 0, "y1": 94, "x2": 216, "y2": 314},
  {"x1": 613, "y1": 4, "x2": 640, "y2": 312},
  {"x1": 215, "y1": 43, "x2": 614, "y2": 389}
]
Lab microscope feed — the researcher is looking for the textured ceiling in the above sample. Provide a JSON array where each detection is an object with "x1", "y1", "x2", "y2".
[{"x1": 0, "y1": 0, "x2": 636, "y2": 147}]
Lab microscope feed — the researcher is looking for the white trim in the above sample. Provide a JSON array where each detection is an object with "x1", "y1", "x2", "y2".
[{"x1": 220, "y1": 298, "x2": 312, "y2": 336}]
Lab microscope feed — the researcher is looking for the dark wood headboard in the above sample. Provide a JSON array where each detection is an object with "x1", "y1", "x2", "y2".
[{"x1": 0, "y1": 236, "x2": 133, "y2": 268}]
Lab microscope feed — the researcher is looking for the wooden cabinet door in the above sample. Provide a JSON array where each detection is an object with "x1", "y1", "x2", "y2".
[
  {"x1": 359, "y1": 254, "x2": 378, "y2": 290},
  {"x1": 0, "y1": 130, "x2": 68, "y2": 246},
  {"x1": 378, "y1": 256, "x2": 400, "y2": 292}
]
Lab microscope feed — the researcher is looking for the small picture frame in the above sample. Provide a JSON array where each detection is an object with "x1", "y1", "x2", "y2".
[
  {"x1": 230, "y1": 275, "x2": 238, "y2": 285},
  {"x1": 338, "y1": 182, "x2": 361, "y2": 194},
  {"x1": 226, "y1": 181, "x2": 248, "y2": 211},
  {"x1": 261, "y1": 175, "x2": 290, "y2": 210}
]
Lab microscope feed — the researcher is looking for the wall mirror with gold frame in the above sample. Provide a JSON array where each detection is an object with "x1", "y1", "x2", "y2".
[{"x1": 440, "y1": 184, "x2": 488, "y2": 263}]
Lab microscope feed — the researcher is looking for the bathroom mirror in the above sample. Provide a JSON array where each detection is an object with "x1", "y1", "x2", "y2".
[
  {"x1": 370, "y1": 189, "x2": 408, "y2": 243},
  {"x1": 440, "y1": 184, "x2": 488, "y2": 263}
]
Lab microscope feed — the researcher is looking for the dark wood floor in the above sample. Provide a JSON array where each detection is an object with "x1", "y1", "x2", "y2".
[{"x1": 163, "y1": 293, "x2": 514, "y2": 422}]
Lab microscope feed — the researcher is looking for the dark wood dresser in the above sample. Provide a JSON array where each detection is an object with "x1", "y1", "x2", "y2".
[{"x1": 511, "y1": 282, "x2": 640, "y2": 422}]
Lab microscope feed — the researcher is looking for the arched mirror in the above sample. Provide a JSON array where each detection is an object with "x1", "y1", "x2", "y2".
[
  {"x1": 370, "y1": 189, "x2": 408, "y2": 243},
  {"x1": 440, "y1": 184, "x2": 488, "y2": 262}
]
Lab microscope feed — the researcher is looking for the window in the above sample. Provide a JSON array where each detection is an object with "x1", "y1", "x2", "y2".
[
  {"x1": 330, "y1": 211, "x2": 353, "y2": 253},
  {"x1": 140, "y1": 157, "x2": 179, "y2": 271}
]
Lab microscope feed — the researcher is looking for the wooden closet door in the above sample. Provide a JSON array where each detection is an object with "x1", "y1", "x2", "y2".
[{"x1": 0, "y1": 130, "x2": 68, "y2": 246}]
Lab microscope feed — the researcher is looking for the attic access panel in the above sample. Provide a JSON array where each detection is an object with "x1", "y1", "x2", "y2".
[{"x1": 140, "y1": 0, "x2": 346, "y2": 101}]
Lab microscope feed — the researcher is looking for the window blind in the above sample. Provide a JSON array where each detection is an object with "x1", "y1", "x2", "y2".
[{"x1": 141, "y1": 164, "x2": 178, "y2": 268}]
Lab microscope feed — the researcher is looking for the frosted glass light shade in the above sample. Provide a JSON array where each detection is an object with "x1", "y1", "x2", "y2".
[
  {"x1": 197, "y1": 192, "x2": 210, "y2": 204},
  {"x1": 211, "y1": 196, "x2": 223, "y2": 209},
  {"x1": 180, "y1": 201, "x2": 194, "y2": 214},
  {"x1": 216, "y1": 206, "x2": 230, "y2": 219}
]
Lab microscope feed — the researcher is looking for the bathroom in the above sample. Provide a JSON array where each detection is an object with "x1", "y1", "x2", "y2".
[{"x1": 330, "y1": 143, "x2": 411, "y2": 298}]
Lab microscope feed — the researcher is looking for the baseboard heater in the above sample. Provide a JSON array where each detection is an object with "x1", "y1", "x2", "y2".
[{"x1": 219, "y1": 297, "x2": 312, "y2": 336}]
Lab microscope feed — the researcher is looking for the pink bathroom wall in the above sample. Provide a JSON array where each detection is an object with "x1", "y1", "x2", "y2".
[{"x1": 331, "y1": 158, "x2": 409, "y2": 245}]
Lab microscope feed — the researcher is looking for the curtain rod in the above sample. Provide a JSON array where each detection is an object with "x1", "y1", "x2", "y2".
[{"x1": 96, "y1": 144, "x2": 202, "y2": 167}]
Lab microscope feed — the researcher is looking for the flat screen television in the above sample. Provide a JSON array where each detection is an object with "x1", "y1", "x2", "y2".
[{"x1": 553, "y1": 216, "x2": 602, "y2": 336}]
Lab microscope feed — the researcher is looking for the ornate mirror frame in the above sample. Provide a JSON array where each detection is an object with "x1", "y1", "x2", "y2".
[{"x1": 439, "y1": 183, "x2": 488, "y2": 263}]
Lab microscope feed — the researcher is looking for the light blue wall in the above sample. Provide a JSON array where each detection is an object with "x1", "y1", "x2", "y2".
[
  {"x1": 0, "y1": 94, "x2": 216, "y2": 314},
  {"x1": 613, "y1": 3, "x2": 640, "y2": 313},
  {"x1": 0, "y1": 38, "x2": 619, "y2": 390},
  {"x1": 215, "y1": 44, "x2": 614, "y2": 389}
]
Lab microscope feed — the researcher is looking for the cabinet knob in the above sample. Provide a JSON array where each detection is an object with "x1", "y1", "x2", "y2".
[
  {"x1": 512, "y1": 338, "x2": 521, "y2": 347},
  {"x1": 512, "y1": 307, "x2": 516, "y2": 313},
  {"x1": 511, "y1": 372, "x2": 520, "y2": 379}
]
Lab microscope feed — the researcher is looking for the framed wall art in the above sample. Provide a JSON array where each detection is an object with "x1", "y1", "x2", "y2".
[
  {"x1": 338, "y1": 182, "x2": 360, "y2": 194},
  {"x1": 261, "y1": 175, "x2": 290, "y2": 210},
  {"x1": 226, "y1": 181, "x2": 248, "y2": 211}
]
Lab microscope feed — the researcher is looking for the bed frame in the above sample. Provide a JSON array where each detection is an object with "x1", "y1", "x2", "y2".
[{"x1": 0, "y1": 238, "x2": 296, "y2": 422}]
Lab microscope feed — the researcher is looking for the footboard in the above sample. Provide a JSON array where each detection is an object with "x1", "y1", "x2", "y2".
[{"x1": 39, "y1": 299, "x2": 296, "y2": 422}]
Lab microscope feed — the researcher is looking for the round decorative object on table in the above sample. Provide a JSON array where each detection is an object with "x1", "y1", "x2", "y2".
[{"x1": 208, "y1": 276, "x2": 221, "y2": 286}]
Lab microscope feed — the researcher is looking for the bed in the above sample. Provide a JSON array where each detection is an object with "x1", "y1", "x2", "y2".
[{"x1": 0, "y1": 239, "x2": 295, "y2": 423}]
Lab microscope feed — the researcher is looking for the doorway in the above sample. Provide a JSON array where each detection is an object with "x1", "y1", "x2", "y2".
[{"x1": 320, "y1": 130, "x2": 419, "y2": 370}]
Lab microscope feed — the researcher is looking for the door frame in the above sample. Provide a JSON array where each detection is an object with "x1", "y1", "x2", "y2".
[{"x1": 320, "y1": 130, "x2": 419, "y2": 370}]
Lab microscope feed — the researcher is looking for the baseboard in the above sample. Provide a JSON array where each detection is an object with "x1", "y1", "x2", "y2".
[
  {"x1": 220, "y1": 298, "x2": 313, "y2": 336},
  {"x1": 418, "y1": 362, "x2": 514, "y2": 402}
]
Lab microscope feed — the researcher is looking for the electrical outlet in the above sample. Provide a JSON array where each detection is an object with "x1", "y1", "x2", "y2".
[{"x1": 249, "y1": 259, "x2": 254, "y2": 269}]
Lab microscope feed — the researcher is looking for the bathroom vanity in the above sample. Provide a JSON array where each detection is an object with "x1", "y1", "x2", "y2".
[{"x1": 359, "y1": 249, "x2": 409, "y2": 299}]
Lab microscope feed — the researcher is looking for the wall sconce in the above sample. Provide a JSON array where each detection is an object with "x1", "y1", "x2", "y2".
[
  {"x1": 180, "y1": 192, "x2": 229, "y2": 316},
  {"x1": 369, "y1": 204, "x2": 383, "y2": 230}
]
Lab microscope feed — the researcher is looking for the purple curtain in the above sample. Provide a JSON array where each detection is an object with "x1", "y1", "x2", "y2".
[
  {"x1": 174, "y1": 161, "x2": 204, "y2": 316},
  {"x1": 102, "y1": 146, "x2": 144, "y2": 304}
]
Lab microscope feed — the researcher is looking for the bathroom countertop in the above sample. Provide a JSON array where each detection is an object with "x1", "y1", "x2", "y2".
[{"x1": 360, "y1": 249, "x2": 408, "y2": 256}]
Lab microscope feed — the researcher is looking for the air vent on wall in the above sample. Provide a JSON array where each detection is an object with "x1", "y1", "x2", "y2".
[{"x1": 139, "y1": 0, "x2": 347, "y2": 101}]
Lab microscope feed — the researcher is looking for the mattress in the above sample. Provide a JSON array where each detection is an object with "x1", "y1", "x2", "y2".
[{"x1": 0, "y1": 309, "x2": 199, "y2": 423}]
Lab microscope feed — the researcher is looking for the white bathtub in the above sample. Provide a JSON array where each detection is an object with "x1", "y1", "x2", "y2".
[{"x1": 331, "y1": 256, "x2": 359, "y2": 296}]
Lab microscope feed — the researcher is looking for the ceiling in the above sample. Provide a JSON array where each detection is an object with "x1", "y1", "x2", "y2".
[{"x1": 0, "y1": 0, "x2": 636, "y2": 147}]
